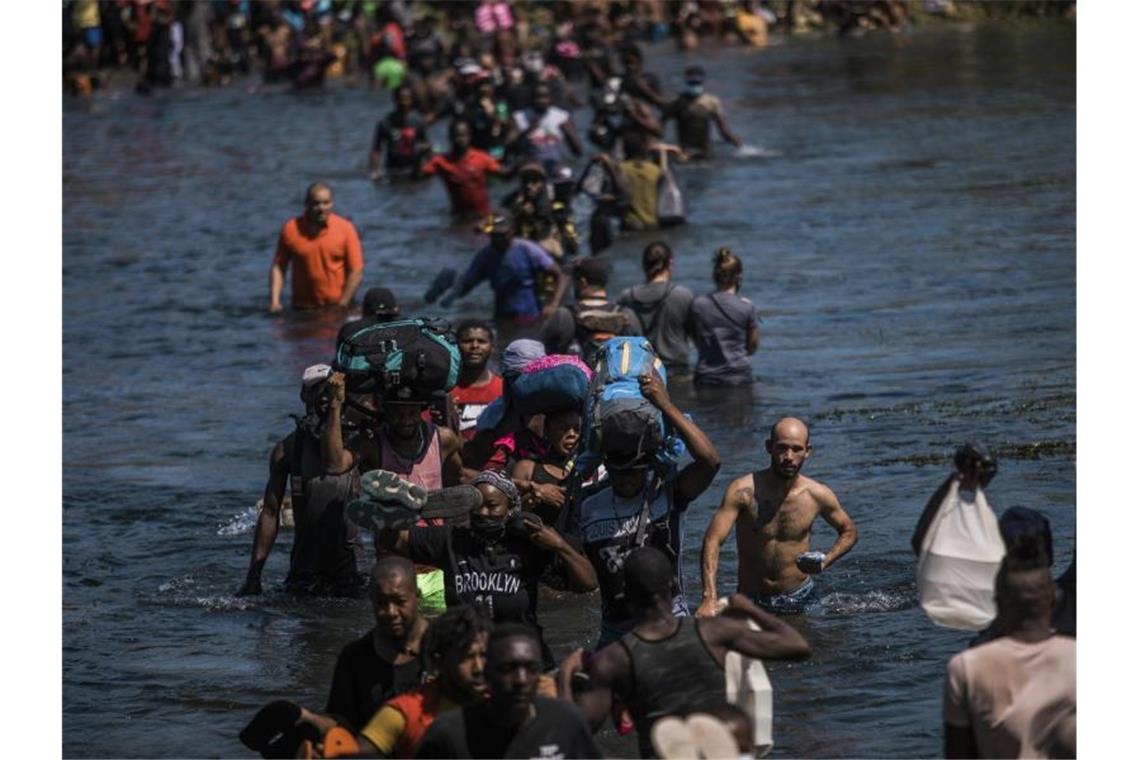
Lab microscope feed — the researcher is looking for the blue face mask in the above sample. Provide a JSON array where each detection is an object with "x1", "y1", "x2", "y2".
[{"x1": 685, "y1": 83, "x2": 703, "y2": 97}]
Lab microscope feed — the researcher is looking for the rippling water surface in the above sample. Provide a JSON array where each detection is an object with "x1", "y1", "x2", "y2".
[{"x1": 63, "y1": 21, "x2": 1075, "y2": 758}]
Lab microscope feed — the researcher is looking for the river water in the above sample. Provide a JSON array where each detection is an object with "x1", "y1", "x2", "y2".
[{"x1": 62, "y1": 21, "x2": 1075, "y2": 758}]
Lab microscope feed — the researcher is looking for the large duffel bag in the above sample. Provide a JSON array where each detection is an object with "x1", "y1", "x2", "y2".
[
  {"x1": 511, "y1": 354, "x2": 593, "y2": 417},
  {"x1": 334, "y1": 318, "x2": 460, "y2": 396}
]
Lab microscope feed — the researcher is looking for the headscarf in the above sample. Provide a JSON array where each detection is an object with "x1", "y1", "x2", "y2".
[
  {"x1": 499, "y1": 339, "x2": 546, "y2": 378},
  {"x1": 470, "y1": 470, "x2": 522, "y2": 514}
]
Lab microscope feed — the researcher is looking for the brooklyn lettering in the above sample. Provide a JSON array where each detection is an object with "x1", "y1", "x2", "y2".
[{"x1": 454, "y1": 571, "x2": 522, "y2": 596}]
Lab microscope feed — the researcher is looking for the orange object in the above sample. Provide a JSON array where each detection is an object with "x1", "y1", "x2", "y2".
[
  {"x1": 274, "y1": 213, "x2": 364, "y2": 309},
  {"x1": 321, "y1": 726, "x2": 360, "y2": 758}
]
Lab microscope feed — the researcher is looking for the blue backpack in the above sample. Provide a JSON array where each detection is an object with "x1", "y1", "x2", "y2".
[
  {"x1": 334, "y1": 318, "x2": 460, "y2": 396},
  {"x1": 582, "y1": 337, "x2": 669, "y2": 465}
]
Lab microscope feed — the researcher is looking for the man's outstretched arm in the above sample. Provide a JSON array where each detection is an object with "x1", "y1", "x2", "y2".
[{"x1": 697, "y1": 477, "x2": 746, "y2": 616}]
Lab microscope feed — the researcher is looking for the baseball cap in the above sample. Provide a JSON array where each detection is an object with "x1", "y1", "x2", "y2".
[
  {"x1": 301, "y1": 363, "x2": 332, "y2": 388},
  {"x1": 482, "y1": 211, "x2": 514, "y2": 235},
  {"x1": 362, "y1": 287, "x2": 400, "y2": 318}
]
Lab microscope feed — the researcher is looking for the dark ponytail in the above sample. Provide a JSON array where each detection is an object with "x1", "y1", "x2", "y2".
[
  {"x1": 642, "y1": 241, "x2": 673, "y2": 279},
  {"x1": 712, "y1": 247, "x2": 742, "y2": 290}
]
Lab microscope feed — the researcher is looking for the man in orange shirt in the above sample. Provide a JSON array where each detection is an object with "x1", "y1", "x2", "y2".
[{"x1": 269, "y1": 182, "x2": 365, "y2": 312}]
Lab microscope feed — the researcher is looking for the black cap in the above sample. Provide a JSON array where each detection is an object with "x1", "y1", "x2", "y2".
[{"x1": 362, "y1": 288, "x2": 400, "y2": 318}]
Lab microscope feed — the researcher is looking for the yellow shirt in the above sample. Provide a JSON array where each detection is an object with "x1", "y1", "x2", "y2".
[
  {"x1": 619, "y1": 159, "x2": 663, "y2": 229},
  {"x1": 72, "y1": 0, "x2": 100, "y2": 30}
]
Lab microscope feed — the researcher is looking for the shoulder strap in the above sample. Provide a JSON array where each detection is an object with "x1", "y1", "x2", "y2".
[
  {"x1": 632, "y1": 473, "x2": 660, "y2": 549},
  {"x1": 640, "y1": 283, "x2": 676, "y2": 336},
  {"x1": 708, "y1": 292, "x2": 751, "y2": 332}
]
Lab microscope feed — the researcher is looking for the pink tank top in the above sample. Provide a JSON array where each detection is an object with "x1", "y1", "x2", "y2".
[{"x1": 379, "y1": 422, "x2": 444, "y2": 492}]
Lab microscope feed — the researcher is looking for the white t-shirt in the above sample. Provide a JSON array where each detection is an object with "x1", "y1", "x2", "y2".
[{"x1": 944, "y1": 635, "x2": 1076, "y2": 758}]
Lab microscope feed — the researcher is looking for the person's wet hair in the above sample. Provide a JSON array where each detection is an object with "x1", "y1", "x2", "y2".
[
  {"x1": 488, "y1": 622, "x2": 541, "y2": 654},
  {"x1": 620, "y1": 42, "x2": 644, "y2": 63},
  {"x1": 421, "y1": 605, "x2": 493, "y2": 673},
  {"x1": 1000, "y1": 507, "x2": 1054, "y2": 567},
  {"x1": 995, "y1": 554, "x2": 1055, "y2": 620},
  {"x1": 456, "y1": 318, "x2": 495, "y2": 342},
  {"x1": 371, "y1": 555, "x2": 416, "y2": 588},
  {"x1": 622, "y1": 547, "x2": 674, "y2": 606},
  {"x1": 575, "y1": 257, "x2": 609, "y2": 288},
  {"x1": 713, "y1": 247, "x2": 743, "y2": 290},
  {"x1": 642, "y1": 241, "x2": 673, "y2": 278},
  {"x1": 623, "y1": 129, "x2": 648, "y2": 158}
]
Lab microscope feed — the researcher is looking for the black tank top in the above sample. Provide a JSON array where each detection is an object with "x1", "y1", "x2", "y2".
[
  {"x1": 619, "y1": 618, "x2": 726, "y2": 758},
  {"x1": 529, "y1": 460, "x2": 569, "y2": 527},
  {"x1": 285, "y1": 429, "x2": 362, "y2": 595}
]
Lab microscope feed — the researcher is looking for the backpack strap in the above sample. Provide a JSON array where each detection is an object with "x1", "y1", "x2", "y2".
[
  {"x1": 638, "y1": 282, "x2": 676, "y2": 337},
  {"x1": 632, "y1": 472, "x2": 661, "y2": 549}
]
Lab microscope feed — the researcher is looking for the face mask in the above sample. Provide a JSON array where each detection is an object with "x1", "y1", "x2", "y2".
[
  {"x1": 685, "y1": 83, "x2": 703, "y2": 97},
  {"x1": 470, "y1": 514, "x2": 506, "y2": 542}
]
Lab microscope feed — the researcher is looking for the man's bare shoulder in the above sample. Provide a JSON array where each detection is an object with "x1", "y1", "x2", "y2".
[
  {"x1": 724, "y1": 471, "x2": 761, "y2": 505},
  {"x1": 799, "y1": 475, "x2": 839, "y2": 505}
]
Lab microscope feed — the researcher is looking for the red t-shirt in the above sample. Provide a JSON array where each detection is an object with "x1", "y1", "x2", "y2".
[
  {"x1": 273, "y1": 213, "x2": 364, "y2": 309},
  {"x1": 450, "y1": 374, "x2": 504, "y2": 440},
  {"x1": 422, "y1": 149, "x2": 501, "y2": 216}
]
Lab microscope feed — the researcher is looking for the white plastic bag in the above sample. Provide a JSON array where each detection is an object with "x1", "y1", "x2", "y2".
[
  {"x1": 917, "y1": 479, "x2": 1005, "y2": 630},
  {"x1": 657, "y1": 167, "x2": 685, "y2": 226},
  {"x1": 724, "y1": 619, "x2": 774, "y2": 757}
]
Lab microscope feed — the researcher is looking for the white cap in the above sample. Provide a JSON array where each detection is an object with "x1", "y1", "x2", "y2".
[{"x1": 301, "y1": 363, "x2": 332, "y2": 387}]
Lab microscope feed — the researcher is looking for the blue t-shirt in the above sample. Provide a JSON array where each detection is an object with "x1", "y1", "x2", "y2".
[{"x1": 460, "y1": 238, "x2": 556, "y2": 319}]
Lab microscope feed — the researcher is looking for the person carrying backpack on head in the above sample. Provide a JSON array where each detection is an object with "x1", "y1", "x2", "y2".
[
  {"x1": 540, "y1": 257, "x2": 640, "y2": 368},
  {"x1": 618, "y1": 241, "x2": 695, "y2": 379}
]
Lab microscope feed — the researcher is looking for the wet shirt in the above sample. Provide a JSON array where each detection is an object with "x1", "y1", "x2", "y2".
[
  {"x1": 325, "y1": 628, "x2": 424, "y2": 731},
  {"x1": 618, "y1": 282, "x2": 695, "y2": 375},
  {"x1": 460, "y1": 239, "x2": 557, "y2": 320},
  {"x1": 688, "y1": 291, "x2": 757, "y2": 385},
  {"x1": 414, "y1": 696, "x2": 600, "y2": 759},
  {"x1": 274, "y1": 213, "x2": 364, "y2": 309},
  {"x1": 422, "y1": 148, "x2": 501, "y2": 217},
  {"x1": 575, "y1": 468, "x2": 687, "y2": 625},
  {"x1": 944, "y1": 635, "x2": 1076, "y2": 759},
  {"x1": 373, "y1": 110, "x2": 427, "y2": 170}
]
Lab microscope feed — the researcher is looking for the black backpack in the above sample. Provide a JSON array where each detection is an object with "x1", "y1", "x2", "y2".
[
  {"x1": 334, "y1": 318, "x2": 460, "y2": 396},
  {"x1": 570, "y1": 302, "x2": 633, "y2": 369}
]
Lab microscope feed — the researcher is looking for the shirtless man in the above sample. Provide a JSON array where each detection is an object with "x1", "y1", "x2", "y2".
[{"x1": 696, "y1": 417, "x2": 858, "y2": 616}]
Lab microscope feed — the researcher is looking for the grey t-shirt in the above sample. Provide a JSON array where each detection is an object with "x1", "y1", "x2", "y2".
[
  {"x1": 688, "y1": 290, "x2": 757, "y2": 385},
  {"x1": 617, "y1": 281, "x2": 695, "y2": 375}
]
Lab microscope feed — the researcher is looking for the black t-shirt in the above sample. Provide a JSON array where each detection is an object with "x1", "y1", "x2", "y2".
[
  {"x1": 324, "y1": 628, "x2": 424, "y2": 731},
  {"x1": 408, "y1": 525, "x2": 564, "y2": 667},
  {"x1": 408, "y1": 526, "x2": 553, "y2": 626},
  {"x1": 373, "y1": 110, "x2": 428, "y2": 170},
  {"x1": 414, "y1": 696, "x2": 601, "y2": 759}
]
